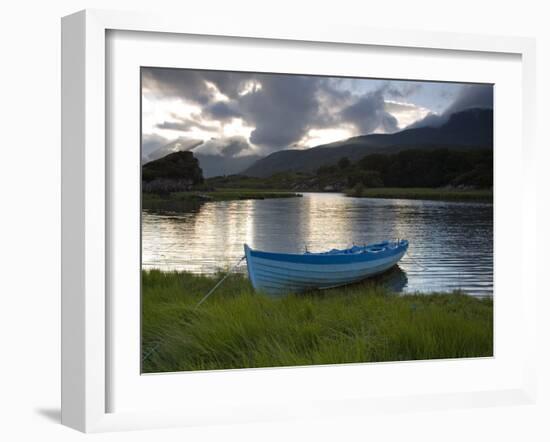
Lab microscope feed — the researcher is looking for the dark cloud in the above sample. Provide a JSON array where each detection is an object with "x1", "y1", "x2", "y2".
[
  {"x1": 341, "y1": 90, "x2": 399, "y2": 134},
  {"x1": 144, "y1": 68, "x2": 490, "y2": 152},
  {"x1": 142, "y1": 68, "x2": 248, "y2": 104},
  {"x1": 445, "y1": 84, "x2": 493, "y2": 114},
  {"x1": 407, "y1": 83, "x2": 493, "y2": 129},
  {"x1": 147, "y1": 71, "x2": 356, "y2": 151},
  {"x1": 203, "y1": 101, "x2": 242, "y2": 120},
  {"x1": 194, "y1": 136, "x2": 254, "y2": 157},
  {"x1": 144, "y1": 68, "x2": 424, "y2": 150},
  {"x1": 156, "y1": 119, "x2": 216, "y2": 133},
  {"x1": 239, "y1": 74, "x2": 322, "y2": 149},
  {"x1": 156, "y1": 121, "x2": 195, "y2": 131},
  {"x1": 315, "y1": 79, "x2": 354, "y2": 126},
  {"x1": 222, "y1": 137, "x2": 251, "y2": 157},
  {"x1": 201, "y1": 71, "x2": 248, "y2": 99},
  {"x1": 384, "y1": 82, "x2": 422, "y2": 99},
  {"x1": 142, "y1": 68, "x2": 215, "y2": 104},
  {"x1": 380, "y1": 113, "x2": 399, "y2": 133}
]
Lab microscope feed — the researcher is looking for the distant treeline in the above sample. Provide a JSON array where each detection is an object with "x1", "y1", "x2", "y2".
[{"x1": 317, "y1": 148, "x2": 493, "y2": 189}]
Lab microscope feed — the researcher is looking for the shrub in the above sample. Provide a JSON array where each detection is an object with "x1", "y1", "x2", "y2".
[{"x1": 350, "y1": 182, "x2": 366, "y2": 197}]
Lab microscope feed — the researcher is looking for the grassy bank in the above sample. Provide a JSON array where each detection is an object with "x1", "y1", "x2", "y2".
[
  {"x1": 345, "y1": 187, "x2": 493, "y2": 202},
  {"x1": 143, "y1": 189, "x2": 301, "y2": 212},
  {"x1": 142, "y1": 270, "x2": 493, "y2": 373}
]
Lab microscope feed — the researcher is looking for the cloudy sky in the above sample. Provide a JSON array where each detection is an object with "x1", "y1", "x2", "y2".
[{"x1": 141, "y1": 68, "x2": 493, "y2": 161}]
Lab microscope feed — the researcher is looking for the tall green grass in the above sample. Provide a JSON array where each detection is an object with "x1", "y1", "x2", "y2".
[{"x1": 142, "y1": 270, "x2": 493, "y2": 373}]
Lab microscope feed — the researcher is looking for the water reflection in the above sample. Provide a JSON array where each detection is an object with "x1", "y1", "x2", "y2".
[{"x1": 142, "y1": 193, "x2": 493, "y2": 297}]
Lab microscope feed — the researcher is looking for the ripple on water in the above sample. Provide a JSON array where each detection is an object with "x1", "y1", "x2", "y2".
[{"x1": 142, "y1": 193, "x2": 493, "y2": 297}]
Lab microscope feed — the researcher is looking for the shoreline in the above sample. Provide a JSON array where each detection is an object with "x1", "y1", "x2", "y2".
[
  {"x1": 142, "y1": 270, "x2": 493, "y2": 373},
  {"x1": 345, "y1": 187, "x2": 492, "y2": 202},
  {"x1": 142, "y1": 189, "x2": 302, "y2": 211},
  {"x1": 142, "y1": 187, "x2": 492, "y2": 212}
]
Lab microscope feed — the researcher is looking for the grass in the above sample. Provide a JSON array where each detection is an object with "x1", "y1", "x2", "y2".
[
  {"x1": 142, "y1": 270, "x2": 493, "y2": 373},
  {"x1": 345, "y1": 187, "x2": 493, "y2": 202},
  {"x1": 142, "y1": 189, "x2": 301, "y2": 212}
]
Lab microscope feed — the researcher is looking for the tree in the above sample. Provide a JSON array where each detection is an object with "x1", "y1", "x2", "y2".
[
  {"x1": 359, "y1": 153, "x2": 389, "y2": 173},
  {"x1": 316, "y1": 164, "x2": 337, "y2": 175},
  {"x1": 350, "y1": 182, "x2": 366, "y2": 197},
  {"x1": 338, "y1": 156, "x2": 351, "y2": 170},
  {"x1": 362, "y1": 170, "x2": 384, "y2": 188},
  {"x1": 347, "y1": 170, "x2": 384, "y2": 188}
]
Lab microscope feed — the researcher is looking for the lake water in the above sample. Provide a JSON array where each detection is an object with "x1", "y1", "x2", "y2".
[{"x1": 142, "y1": 193, "x2": 493, "y2": 297}]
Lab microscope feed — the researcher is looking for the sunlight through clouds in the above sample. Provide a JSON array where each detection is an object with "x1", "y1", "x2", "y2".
[
  {"x1": 384, "y1": 100, "x2": 432, "y2": 129},
  {"x1": 300, "y1": 127, "x2": 355, "y2": 148},
  {"x1": 238, "y1": 79, "x2": 263, "y2": 96},
  {"x1": 141, "y1": 67, "x2": 493, "y2": 177},
  {"x1": 222, "y1": 118, "x2": 255, "y2": 139}
]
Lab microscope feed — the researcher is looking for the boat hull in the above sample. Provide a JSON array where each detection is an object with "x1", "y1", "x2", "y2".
[{"x1": 244, "y1": 241, "x2": 408, "y2": 295}]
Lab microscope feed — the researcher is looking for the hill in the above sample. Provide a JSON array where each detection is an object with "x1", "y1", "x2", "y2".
[
  {"x1": 209, "y1": 147, "x2": 493, "y2": 193},
  {"x1": 194, "y1": 153, "x2": 262, "y2": 178},
  {"x1": 243, "y1": 108, "x2": 493, "y2": 178},
  {"x1": 142, "y1": 151, "x2": 204, "y2": 193}
]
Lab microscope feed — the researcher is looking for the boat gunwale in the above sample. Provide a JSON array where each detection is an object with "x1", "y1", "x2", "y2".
[{"x1": 245, "y1": 241, "x2": 409, "y2": 265}]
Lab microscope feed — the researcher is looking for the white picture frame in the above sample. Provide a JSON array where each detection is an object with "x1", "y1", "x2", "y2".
[{"x1": 61, "y1": 9, "x2": 537, "y2": 433}]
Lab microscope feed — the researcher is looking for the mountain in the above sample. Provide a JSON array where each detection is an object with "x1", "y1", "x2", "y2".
[
  {"x1": 243, "y1": 108, "x2": 493, "y2": 178},
  {"x1": 194, "y1": 154, "x2": 262, "y2": 178}
]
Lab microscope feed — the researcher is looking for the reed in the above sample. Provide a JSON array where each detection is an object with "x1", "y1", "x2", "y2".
[{"x1": 142, "y1": 270, "x2": 493, "y2": 373}]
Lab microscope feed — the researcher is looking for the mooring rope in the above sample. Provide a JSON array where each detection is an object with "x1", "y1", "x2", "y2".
[
  {"x1": 405, "y1": 248, "x2": 429, "y2": 271},
  {"x1": 194, "y1": 255, "x2": 246, "y2": 309},
  {"x1": 141, "y1": 255, "x2": 247, "y2": 363}
]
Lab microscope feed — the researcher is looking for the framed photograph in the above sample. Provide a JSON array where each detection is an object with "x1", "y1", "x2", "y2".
[{"x1": 61, "y1": 9, "x2": 537, "y2": 433}]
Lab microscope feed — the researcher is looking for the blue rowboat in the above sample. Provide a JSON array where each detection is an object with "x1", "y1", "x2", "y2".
[{"x1": 244, "y1": 240, "x2": 409, "y2": 295}]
